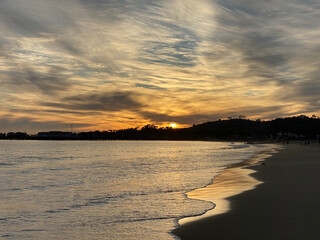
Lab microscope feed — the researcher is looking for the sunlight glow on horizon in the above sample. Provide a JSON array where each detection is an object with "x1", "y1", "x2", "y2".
[{"x1": 170, "y1": 123, "x2": 177, "y2": 128}]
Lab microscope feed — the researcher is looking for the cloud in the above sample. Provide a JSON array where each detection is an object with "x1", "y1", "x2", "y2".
[
  {"x1": 0, "y1": 117, "x2": 91, "y2": 133},
  {"x1": 139, "y1": 104, "x2": 288, "y2": 125},
  {"x1": 53, "y1": 39, "x2": 84, "y2": 57},
  {"x1": 199, "y1": 0, "x2": 320, "y2": 114},
  {"x1": 135, "y1": 83, "x2": 166, "y2": 90},
  {"x1": 2, "y1": 65, "x2": 72, "y2": 95},
  {"x1": 0, "y1": 0, "x2": 320, "y2": 132},
  {"x1": 0, "y1": 3, "x2": 47, "y2": 37},
  {"x1": 0, "y1": 0, "x2": 81, "y2": 38},
  {"x1": 43, "y1": 91, "x2": 144, "y2": 112},
  {"x1": 209, "y1": 1, "x2": 291, "y2": 83}
]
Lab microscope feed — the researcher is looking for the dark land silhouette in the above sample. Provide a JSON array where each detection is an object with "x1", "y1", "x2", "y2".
[{"x1": 1, "y1": 115, "x2": 320, "y2": 141}]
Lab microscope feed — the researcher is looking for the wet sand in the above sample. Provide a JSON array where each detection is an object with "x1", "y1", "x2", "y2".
[{"x1": 173, "y1": 143, "x2": 320, "y2": 240}]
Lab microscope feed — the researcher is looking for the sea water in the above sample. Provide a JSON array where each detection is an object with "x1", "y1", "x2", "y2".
[{"x1": 0, "y1": 140, "x2": 272, "y2": 239}]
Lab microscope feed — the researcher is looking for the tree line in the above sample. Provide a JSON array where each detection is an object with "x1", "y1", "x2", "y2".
[{"x1": 1, "y1": 115, "x2": 320, "y2": 141}]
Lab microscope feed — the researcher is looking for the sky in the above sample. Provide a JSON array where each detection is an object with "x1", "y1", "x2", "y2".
[{"x1": 1, "y1": 0, "x2": 320, "y2": 133}]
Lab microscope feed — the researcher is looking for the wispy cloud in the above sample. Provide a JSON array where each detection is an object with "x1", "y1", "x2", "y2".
[
  {"x1": 0, "y1": 0, "x2": 320, "y2": 132},
  {"x1": 43, "y1": 91, "x2": 144, "y2": 112}
]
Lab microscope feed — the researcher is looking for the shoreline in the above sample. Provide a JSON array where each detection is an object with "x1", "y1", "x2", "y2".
[
  {"x1": 173, "y1": 142, "x2": 320, "y2": 239},
  {"x1": 176, "y1": 146, "x2": 280, "y2": 226}
]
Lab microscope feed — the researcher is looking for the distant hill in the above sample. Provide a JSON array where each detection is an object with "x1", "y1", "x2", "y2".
[{"x1": 1, "y1": 115, "x2": 320, "y2": 141}]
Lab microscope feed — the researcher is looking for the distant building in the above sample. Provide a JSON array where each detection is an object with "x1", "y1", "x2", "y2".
[{"x1": 36, "y1": 131, "x2": 75, "y2": 139}]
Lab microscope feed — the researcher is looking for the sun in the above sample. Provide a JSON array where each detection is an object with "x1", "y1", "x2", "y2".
[{"x1": 169, "y1": 123, "x2": 177, "y2": 128}]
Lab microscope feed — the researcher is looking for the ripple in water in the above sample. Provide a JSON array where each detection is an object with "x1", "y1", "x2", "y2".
[{"x1": 0, "y1": 140, "x2": 271, "y2": 239}]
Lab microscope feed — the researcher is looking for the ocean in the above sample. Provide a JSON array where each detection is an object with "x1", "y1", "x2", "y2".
[{"x1": 0, "y1": 140, "x2": 272, "y2": 239}]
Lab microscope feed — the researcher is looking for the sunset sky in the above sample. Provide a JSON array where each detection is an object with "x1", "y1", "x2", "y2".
[{"x1": 1, "y1": 0, "x2": 320, "y2": 133}]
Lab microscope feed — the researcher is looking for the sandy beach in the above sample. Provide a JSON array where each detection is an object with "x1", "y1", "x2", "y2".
[{"x1": 173, "y1": 142, "x2": 320, "y2": 240}]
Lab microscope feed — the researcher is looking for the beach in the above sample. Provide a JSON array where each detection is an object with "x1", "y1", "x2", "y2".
[{"x1": 173, "y1": 142, "x2": 320, "y2": 240}]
